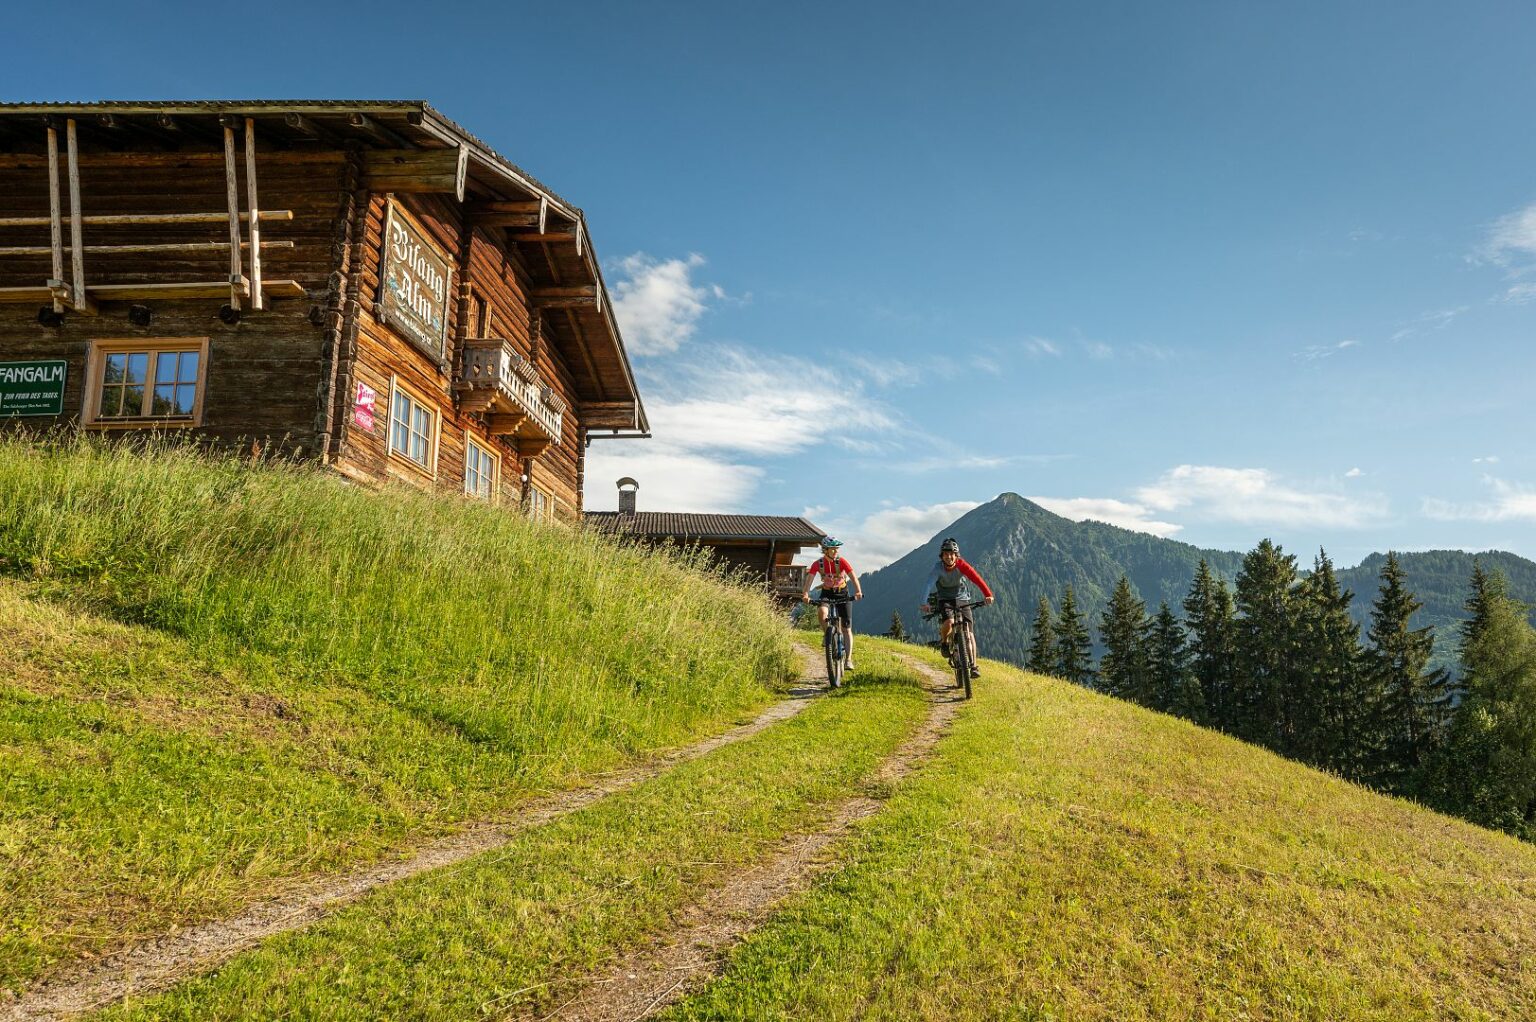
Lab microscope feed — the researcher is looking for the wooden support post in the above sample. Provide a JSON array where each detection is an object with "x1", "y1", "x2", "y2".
[
  {"x1": 222, "y1": 119, "x2": 244, "y2": 309},
  {"x1": 46, "y1": 125, "x2": 64, "y2": 314},
  {"x1": 65, "y1": 119, "x2": 95, "y2": 316},
  {"x1": 244, "y1": 118, "x2": 263, "y2": 311},
  {"x1": 538, "y1": 195, "x2": 548, "y2": 234}
]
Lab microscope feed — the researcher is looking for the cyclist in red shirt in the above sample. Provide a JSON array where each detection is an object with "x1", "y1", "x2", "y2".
[{"x1": 801, "y1": 537, "x2": 863, "y2": 672}]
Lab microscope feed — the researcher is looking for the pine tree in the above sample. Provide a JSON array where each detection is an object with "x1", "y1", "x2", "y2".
[
  {"x1": 1147, "y1": 601, "x2": 1198, "y2": 717},
  {"x1": 1184, "y1": 559, "x2": 1236, "y2": 732},
  {"x1": 1367, "y1": 552, "x2": 1452, "y2": 789},
  {"x1": 1295, "y1": 549, "x2": 1370, "y2": 776},
  {"x1": 1027, "y1": 596, "x2": 1055, "y2": 675},
  {"x1": 1232, "y1": 539, "x2": 1301, "y2": 752},
  {"x1": 1424, "y1": 569, "x2": 1536, "y2": 838},
  {"x1": 1054, "y1": 586, "x2": 1095, "y2": 687},
  {"x1": 886, "y1": 610, "x2": 909, "y2": 642},
  {"x1": 1098, "y1": 576, "x2": 1149, "y2": 702},
  {"x1": 1460, "y1": 559, "x2": 1504, "y2": 669}
]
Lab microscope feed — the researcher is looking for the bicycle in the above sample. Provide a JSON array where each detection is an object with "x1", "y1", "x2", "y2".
[
  {"x1": 808, "y1": 594, "x2": 853, "y2": 689},
  {"x1": 925, "y1": 599, "x2": 987, "y2": 699}
]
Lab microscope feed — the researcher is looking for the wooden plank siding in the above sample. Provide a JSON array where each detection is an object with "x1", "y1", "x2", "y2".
[
  {"x1": 1, "y1": 104, "x2": 640, "y2": 521},
  {"x1": 0, "y1": 151, "x2": 348, "y2": 455},
  {"x1": 333, "y1": 192, "x2": 585, "y2": 517}
]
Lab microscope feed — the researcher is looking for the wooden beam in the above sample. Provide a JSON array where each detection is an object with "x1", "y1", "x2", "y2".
[
  {"x1": 531, "y1": 286, "x2": 598, "y2": 308},
  {"x1": 0, "y1": 241, "x2": 294, "y2": 256},
  {"x1": 467, "y1": 200, "x2": 543, "y2": 214},
  {"x1": 155, "y1": 113, "x2": 180, "y2": 132},
  {"x1": 0, "y1": 210, "x2": 293, "y2": 228},
  {"x1": 0, "y1": 286, "x2": 55, "y2": 303},
  {"x1": 48, "y1": 279, "x2": 97, "y2": 316},
  {"x1": 46, "y1": 125, "x2": 64, "y2": 314},
  {"x1": 485, "y1": 411, "x2": 527, "y2": 435},
  {"x1": 83, "y1": 279, "x2": 260, "y2": 301},
  {"x1": 221, "y1": 120, "x2": 243, "y2": 308},
  {"x1": 507, "y1": 227, "x2": 580, "y2": 244},
  {"x1": 244, "y1": 117, "x2": 263, "y2": 311},
  {"x1": 65, "y1": 119, "x2": 94, "y2": 315},
  {"x1": 578, "y1": 401, "x2": 640, "y2": 430},
  {"x1": 346, "y1": 112, "x2": 410, "y2": 147},
  {"x1": 362, "y1": 146, "x2": 467, "y2": 200},
  {"x1": 516, "y1": 438, "x2": 553, "y2": 458},
  {"x1": 538, "y1": 195, "x2": 548, "y2": 234}
]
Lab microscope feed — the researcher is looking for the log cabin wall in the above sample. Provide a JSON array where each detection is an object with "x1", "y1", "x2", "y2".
[
  {"x1": 0, "y1": 103, "x2": 648, "y2": 521},
  {"x1": 0, "y1": 150, "x2": 349, "y2": 453},
  {"x1": 335, "y1": 192, "x2": 586, "y2": 518}
]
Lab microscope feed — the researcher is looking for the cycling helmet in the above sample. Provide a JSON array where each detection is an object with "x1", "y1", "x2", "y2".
[
  {"x1": 821, "y1": 536, "x2": 843, "y2": 549},
  {"x1": 940, "y1": 537, "x2": 960, "y2": 554}
]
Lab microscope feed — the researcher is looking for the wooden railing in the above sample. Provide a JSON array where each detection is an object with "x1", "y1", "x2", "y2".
[
  {"x1": 770, "y1": 565, "x2": 807, "y2": 594},
  {"x1": 456, "y1": 338, "x2": 563, "y2": 444}
]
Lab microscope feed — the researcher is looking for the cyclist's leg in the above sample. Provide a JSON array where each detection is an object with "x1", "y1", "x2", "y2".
[
  {"x1": 963, "y1": 606, "x2": 979, "y2": 674},
  {"x1": 840, "y1": 597, "x2": 854, "y2": 665}
]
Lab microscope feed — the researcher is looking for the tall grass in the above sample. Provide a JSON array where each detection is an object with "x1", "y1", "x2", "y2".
[{"x1": 0, "y1": 436, "x2": 794, "y2": 767}]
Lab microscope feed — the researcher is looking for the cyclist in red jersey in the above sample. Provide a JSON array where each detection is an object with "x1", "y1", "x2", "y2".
[{"x1": 800, "y1": 537, "x2": 863, "y2": 672}]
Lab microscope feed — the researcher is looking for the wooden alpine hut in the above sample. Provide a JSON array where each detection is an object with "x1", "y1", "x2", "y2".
[{"x1": 0, "y1": 101, "x2": 648, "y2": 519}]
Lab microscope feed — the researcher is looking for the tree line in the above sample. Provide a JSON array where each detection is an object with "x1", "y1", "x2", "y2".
[{"x1": 1023, "y1": 540, "x2": 1536, "y2": 841}]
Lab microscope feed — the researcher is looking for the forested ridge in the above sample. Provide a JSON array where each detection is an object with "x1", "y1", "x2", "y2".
[{"x1": 858, "y1": 493, "x2": 1536, "y2": 672}]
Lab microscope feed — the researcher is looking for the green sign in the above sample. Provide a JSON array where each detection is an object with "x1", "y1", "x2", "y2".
[{"x1": 0, "y1": 359, "x2": 67, "y2": 416}]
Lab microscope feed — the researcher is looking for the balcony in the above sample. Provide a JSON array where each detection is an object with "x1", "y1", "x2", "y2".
[
  {"x1": 456, "y1": 338, "x2": 564, "y2": 446},
  {"x1": 770, "y1": 565, "x2": 807, "y2": 595}
]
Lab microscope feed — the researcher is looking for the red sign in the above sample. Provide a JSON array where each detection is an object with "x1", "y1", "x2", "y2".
[{"x1": 353, "y1": 381, "x2": 377, "y2": 432}]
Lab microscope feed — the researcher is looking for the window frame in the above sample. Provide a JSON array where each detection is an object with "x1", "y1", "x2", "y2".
[
  {"x1": 82, "y1": 338, "x2": 210, "y2": 429},
  {"x1": 386, "y1": 374, "x2": 441, "y2": 478},
  {"x1": 463, "y1": 432, "x2": 500, "y2": 502}
]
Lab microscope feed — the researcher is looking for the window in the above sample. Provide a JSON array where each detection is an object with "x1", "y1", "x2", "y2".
[
  {"x1": 464, "y1": 434, "x2": 499, "y2": 501},
  {"x1": 388, "y1": 377, "x2": 439, "y2": 473},
  {"x1": 528, "y1": 485, "x2": 551, "y2": 522},
  {"x1": 84, "y1": 339, "x2": 208, "y2": 427}
]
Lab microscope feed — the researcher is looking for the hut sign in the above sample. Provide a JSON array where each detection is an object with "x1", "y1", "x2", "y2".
[
  {"x1": 0, "y1": 359, "x2": 67, "y2": 416},
  {"x1": 353, "y1": 380, "x2": 377, "y2": 432},
  {"x1": 380, "y1": 204, "x2": 450, "y2": 359}
]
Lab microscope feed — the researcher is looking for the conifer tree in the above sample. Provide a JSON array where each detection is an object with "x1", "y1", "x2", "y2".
[
  {"x1": 1232, "y1": 539, "x2": 1301, "y2": 752},
  {"x1": 1098, "y1": 576, "x2": 1149, "y2": 702},
  {"x1": 1367, "y1": 552, "x2": 1452, "y2": 789},
  {"x1": 1425, "y1": 569, "x2": 1536, "y2": 838},
  {"x1": 1147, "y1": 601, "x2": 1198, "y2": 718},
  {"x1": 886, "y1": 610, "x2": 909, "y2": 642},
  {"x1": 1184, "y1": 559, "x2": 1237, "y2": 732},
  {"x1": 1027, "y1": 596, "x2": 1055, "y2": 675},
  {"x1": 1054, "y1": 586, "x2": 1095, "y2": 687},
  {"x1": 1296, "y1": 549, "x2": 1369, "y2": 776}
]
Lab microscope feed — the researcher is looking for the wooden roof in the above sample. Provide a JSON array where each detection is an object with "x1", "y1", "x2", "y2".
[
  {"x1": 585, "y1": 512, "x2": 827, "y2": 545},
  {"x1": 0, "y1": 100, "x2": 647, "y2": 433}
]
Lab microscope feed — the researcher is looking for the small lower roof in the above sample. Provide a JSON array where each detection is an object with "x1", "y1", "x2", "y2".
[{"x1": 585, "y1": 512, "x2": 825, "y2": 544}]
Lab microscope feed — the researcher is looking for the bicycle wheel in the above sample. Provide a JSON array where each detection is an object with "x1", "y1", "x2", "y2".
[
  {"x1": 955, "y1": 623, "x2": 973, "y2": 699},
  {"x1": 824, "y1": 626, "x2": 842, "y2": 689}
]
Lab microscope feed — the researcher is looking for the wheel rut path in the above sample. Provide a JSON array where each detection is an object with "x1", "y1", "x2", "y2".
[
  {"x1": 524, "y1": 651, "x2": 961, "y2": 1022},
  {"x1": 6, "y1": 651, "x2": 827, "y2": 1022}
]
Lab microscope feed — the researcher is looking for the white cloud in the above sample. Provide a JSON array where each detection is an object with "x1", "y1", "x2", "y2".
[
  {"x1": 1498, "y1": 282, "x2": 1536, "y2": 305},
  {"x1": 1482, "y1": 201, "x2": 1536, "y2": 265},
  {"x1": 610, "y1": 253, "x2": 723, "y2": 357},
  {"x1": 587, "y1": 344, "x2": 894, "y2": 512},
  {"x1": 843, "y1": 354, "x2": 921, "y2": 388},
  {"x1": 812, "y1": 500, "x2": 982, "y2": 572},
  {"x1": 1022, "y1": 337, "x2": 1061, "y2": 357},
  {"x1": 1423, "y1": 478, "x2": 1536, "y2": 523},
  {"x1": 1345, "y1": 467, "x2": 1363, "y2": 478},
  {"x1": 1294, "y1": 339, "x2": 1360, "y2": 361},
  {"x1": 1135, "y1": 465, "x2": 1387, "y2": 529},
  {"x1": 1083, "y1": 341, "x2": 1115, "y2": 360},
  {"x1": 584, "y1": 447, "x2": 761, "y2": 512},
  {"x1": 1028, "y1": 497, "x2": 1183, "y2": 538},
  {"x1": 1473, "y1": 455, "x2": 1501, "y2": 465}
]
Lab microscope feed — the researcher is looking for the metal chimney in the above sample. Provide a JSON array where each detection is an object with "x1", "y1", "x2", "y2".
[{"x1": 617, "y1": 477, "x2": 638, "y2": 514}]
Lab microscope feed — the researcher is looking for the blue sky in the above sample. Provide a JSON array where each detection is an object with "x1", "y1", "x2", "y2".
[{"x1": 9, "y1": 0, "x2": 1533, "y2": 568}]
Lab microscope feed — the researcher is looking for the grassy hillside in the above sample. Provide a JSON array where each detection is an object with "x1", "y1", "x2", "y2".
[
  {"x1": 669, "y1": 641, "x2": 1536, "y2": 1021},
  {"x1": 0, "y1": 438, "x2": 795, "y2": 992}
]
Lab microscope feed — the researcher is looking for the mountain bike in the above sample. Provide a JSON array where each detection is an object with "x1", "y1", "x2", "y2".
[
  {"x1": 927, "y1": 599, "x2": 987, "y2": 699},
  {"x1": 809, "y1": 594, "x2": 853, "y2": 689}
]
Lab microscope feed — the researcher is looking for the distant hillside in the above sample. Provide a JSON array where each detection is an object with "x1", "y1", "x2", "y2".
[
  {"x1": 857, "y1": 494, "x2": 1245, "y2": 665},
  {"x1": 858, "y1": 493, "x2": 1536, "y2": 670}
]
